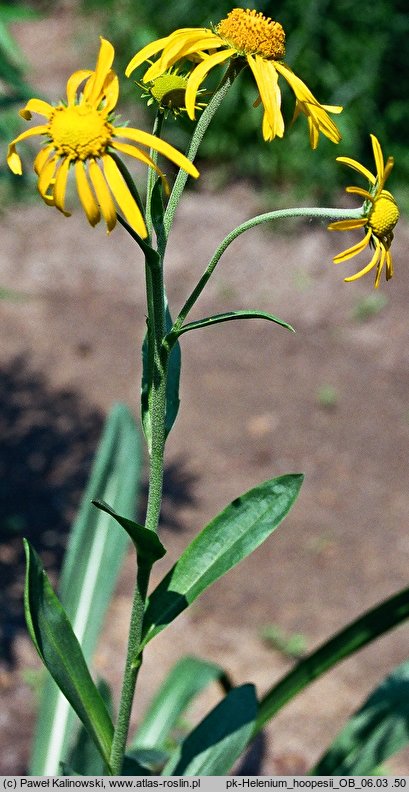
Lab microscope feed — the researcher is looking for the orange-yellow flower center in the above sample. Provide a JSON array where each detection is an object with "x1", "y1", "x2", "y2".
[
  {"x1": 48, "y1": 104, "x2": 113, "y2": 160},
  {"x1": 216, "y1": 8, "x2": 286, "y2": 59},
  {"x1": 368, "y1": 190, "x2": 399, "y2": 246}
]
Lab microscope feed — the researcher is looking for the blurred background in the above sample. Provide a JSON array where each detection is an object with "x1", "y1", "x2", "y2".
[{"x1": 1, "y1": 0, "x2": 409, "y2": 777}]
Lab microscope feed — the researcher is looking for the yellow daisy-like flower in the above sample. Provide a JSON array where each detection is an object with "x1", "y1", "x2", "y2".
[
  {"x1": 126, "y1": 7, "x2": 342, "y2": 148},
  {"x1": 328, "y1": 134, "x2": 399, "y2": 288},
  {"x1": 7, "y1": 38, "x2": 199, "y2": 238}
]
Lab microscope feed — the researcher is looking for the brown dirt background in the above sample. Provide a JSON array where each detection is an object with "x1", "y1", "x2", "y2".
[{"x1": 1, "y1": 6, "x2": 409, "y2": 776}]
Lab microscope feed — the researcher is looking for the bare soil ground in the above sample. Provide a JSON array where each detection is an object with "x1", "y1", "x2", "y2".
[{"x1": 1, "y1": 7, "x2": 409, "y2": 777}]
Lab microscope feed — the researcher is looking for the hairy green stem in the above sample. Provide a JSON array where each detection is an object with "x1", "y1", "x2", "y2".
[
  {"x1": 168, "y1": 205, "x2": 365, "y2": 337},
  {"x1": 110, "y1": 250, "x2": 168, "y2": 773}
]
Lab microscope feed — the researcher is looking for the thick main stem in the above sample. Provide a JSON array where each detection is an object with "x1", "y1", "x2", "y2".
[{"x1": 110, "y1": 257, "x2": 167, "y2": 774}]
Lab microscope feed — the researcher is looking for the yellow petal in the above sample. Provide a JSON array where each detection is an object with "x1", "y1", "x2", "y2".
[
  {"x1": 7, "y1": 125, "x2": 48, "y2": 174},
  {"x1": 102, "y1": 72, "x2": 119, "y2": 113},
  {"x1": 34, "y1": 144, "x2": 54, "y2": 176},
  {"x1": 333, "y1": 228, "x2": 371, "y2": 263},
  {"x1": 328, "y1": 218, "x2": 367, "y2": 231},
  {"x1": 102, "y1": 154, "x2": 147, "y2": 238},
  {"x1": 185, "y1": 49, "x2": 232, "y2": 119},
  {"x1": 370, "y1": 134, "x2": 384, "y2": 183},
  {"x1": 274, "y1": 62, "x2": 341, "y2": 144},
  {"x1": 110, "y1": 141, "x2": 169, "y2": 195},
  {"x1": 37, "y1": 155, "x2": 58, "y2": 197},
  {"x1": 336, "y1": 156, "x2": 375, "y2": 185},
  {"x1": 374, "y1": 246, "x2": 387, "y2": 288},
  {"x1": 345, "y1": 186, "x2": 374, "y2": 201},
  {"x1": 75, "y1": 160, "x2": 101, "y2": 227},
  {"x1": 84, "y1": 38, "x2": 115, "y2": 107},
  {"x1": 114, "y1": 126, "x2": 199, "y2": 178},
  {"x1": 66, "y1": 70, "x2": 93, "y2": 104},
  {"x1": 144, "y1": 29, "x2": 220, "y2": 82},
  {"x1": 126, "y1": 33, "x2": 177, "y2": 78},
  {"x1": 53, "y1": 157, "x2": 71, "y2": 216},
  {"x1": 88, "y1": 158, "x2": 117, "y2": 232},
  {"x1": 385, "y1": 249, "x2": 393, "y2": 281},
  {"x1": 247, "y1": 56, "x2": 284, "y2": 141},
  {"x1": 383, "y1": 156, "x2": 394, "y2": 186},
  {"x1": 19, "y1": 98, "x2": 53, "y2": 120},
  {"x1": 344, "y1": 245, "x2": 380, "y2": 282}
]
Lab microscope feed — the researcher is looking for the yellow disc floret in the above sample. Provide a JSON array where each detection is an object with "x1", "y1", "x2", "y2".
[
  {"x1": 368, "y1": 190, "x2": 399, "y2": 244},
  {"x1": 216, "y1": 8, "x2": 286, "y2": 60},
  {"x1": 48, "y1": 104, "x2": 113, "y2": 160}
]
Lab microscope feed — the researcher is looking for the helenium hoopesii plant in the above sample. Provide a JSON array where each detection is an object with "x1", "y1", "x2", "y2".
[{"x1": 7, "y1": 7, "x2": 406, "y2": 777}]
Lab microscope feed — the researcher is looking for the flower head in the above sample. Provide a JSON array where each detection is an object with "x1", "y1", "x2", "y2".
[
  {"x1": 139, "y1": 66, "x2": 207, "y2": 118},
  {"x1": 7, "y1": 38, "x2": 199, "y2": 237},
  {"x1": 328, "y1": 134, "x2": 399, "y2": 287},
  {"x1": 126, "y1": 7, "x2": 342, "y2": 148}
]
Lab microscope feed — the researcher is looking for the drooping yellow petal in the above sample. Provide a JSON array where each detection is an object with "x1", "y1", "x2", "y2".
[
  {"x1": 66, "y1": 70, "x2": 93, "y2": 104},
  {"x1": 84, "y1": 38, "x2": 115, "y2": 107},
  {"x1": 110, "y1": 140, "x2": 169, "y2": 194},
  {"x1": 7, "y1": 125, "x2": 49, "y2": 174},
  {"x1": 114, "y1": 126, "x2": 199, "y2": 178},
  {"x1": 53, "y1": 156, "x2": 71, "y2": 216},
  {"x1": 336, "y1": 156, "x2": 375, "y2": 185},
  {"x1": 102, "y1": 154, "x2": 147, "y2": 238},
  {"x1": 19, "y1": 98, "x2": 53, "y2": 120},
  {"x1": 185, "y1": 49, "x2": 232, "y2": 119},
  {"x1": 75, "y1": 160, "x2": 101, "y2": 227},
  {"x1": 344, "y1": 244, "x2": 380, "y2": 282},
  {"x1": 33, "y1": 144, "x2": 54, "y2": 176},
  {"x1": 37, "y1": 155, "x2": 58, "y2": 201},
  {"x1": 274, "y1": 62, "x2": 341, "y2": 145},
  {"x1": 333, "y1": 228, "x2": 371, "y2": 263},
  {"x1": 385, "y1": 249, "x2": 393, "y2": 281},
  {"x1": 328, "y1": 218, "x2": 367, "y2": 231},
  {"x1": 88, "y1": 158, "x2": 116, "y2": 232},
  {"x1": 247, "y1": 55, "x2": 284, "y2": 141},
  {"x1": 374, "y1": 246, "x2": 387, "y2": 288}
]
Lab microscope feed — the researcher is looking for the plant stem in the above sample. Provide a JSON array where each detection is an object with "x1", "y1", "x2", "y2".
[
  {"x1": 168, "y1": 205, "x2": 365, "y2": 336},
  {"x1": 110, "y1": 253, "x2": 168, "y2": 774},
  {"x1": 160, "y1": 60, "x2": 244, "y2": 256}
]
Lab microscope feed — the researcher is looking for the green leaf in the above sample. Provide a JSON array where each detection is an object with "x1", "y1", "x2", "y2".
[
  {"x1": 142, "y1": 474, "x2": 303, "y2": 647},
  {"x1": 170, "y1": 310, "x2": 294, "y2": 346},
  {"x1": 30, "y1": 403, "x2": 141, "y2": 775},
  {"x1": 24, "y1": 540, "x2": 114, "y2": 770},
  {"x1": 150, "y1": 177, "x2": 166, "y2": 252},
  {"x1": 133, "y1": 656, "x2": 229, "y2": 750},
  {"x1": 67, "y1": 680, "x2": 114, "y2": 776},
  {"x1": 92, "y1": 499, "x2": 166, "y2": 562},
  {"x1": 162, "y1": 684, "x2": 257, "y2": 776},
  {"x1": 255, "y1": 584, "x2": 409, "y2": 734},
  {"x1": 313, "y1": 659, "x2": 409, "y2": 775}
]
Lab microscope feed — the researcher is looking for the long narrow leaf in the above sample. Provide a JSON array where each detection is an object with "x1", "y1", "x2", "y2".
[
  {"x1": 142, "y1": 475, "x2": 303, "y2": 647},
  {"x1": 177, "y1": 310, "x2": 294, "y2": 338},
  {"x1": 133, "y1": 656, "x2": 229, "y2": 750},
  {"x1": 24, "y1": 540, "x2": 114, "y2": 769},
  {"x1": 313, "y1": 659, "x2": 409, "y2": 775},
  {"x1": 162, "y1": 684, "x2": 257, "y2": 776},
  {"x1": 255, "y1": 584, "x2": 409, "y2": 734},
  {"x1": 30, "y1": 403, "x2": 141, "y2": 775}
]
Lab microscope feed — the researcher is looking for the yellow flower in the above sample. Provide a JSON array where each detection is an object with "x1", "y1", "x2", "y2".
[
  {"x1": 7, "y1": 38, "x2": 199, "y2": 238},
  {"x1": 328, "y1": 134, "x2": 399, "y2": 288},
  {"x1": 126, "y1": 7, "x2": 342, "y2": 148}
]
